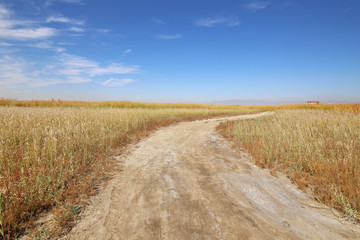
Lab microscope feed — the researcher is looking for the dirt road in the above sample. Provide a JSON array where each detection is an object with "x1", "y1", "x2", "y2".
[{"x1": 64, "y1": 112, "x2": 360, "y2": 240}]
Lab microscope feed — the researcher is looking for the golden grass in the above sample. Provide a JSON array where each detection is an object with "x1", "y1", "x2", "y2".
[
  {"x1": 0, "y1": 98, "x2": 257, "y2": 110},
  {"x1": 0, "y1": 106, "x2": 258, "y2": 239},
  {"x1": 219, "y1": 109, "x2": 360, "y2": 220},
  {"x1": 1, "y1": 98, "x2": 358, "y2": 238},
  {"x1": 1, "y1": 98, "x2": 358, "y2": 113},
  {"x1": 269, "y1": 103, "x2": 360, "y2": 113}
]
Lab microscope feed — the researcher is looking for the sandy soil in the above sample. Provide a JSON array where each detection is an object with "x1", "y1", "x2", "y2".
[{"x1": 63, "y1": 112, "x2": 360, "y2": 240}]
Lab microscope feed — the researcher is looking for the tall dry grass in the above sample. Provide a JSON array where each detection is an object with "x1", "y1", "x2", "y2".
[
  {"x1": 269, "y1": 103, "x2": 360, "y2": 113},
  {"x1": 0, "y1": 98, "x2": 258, "y2": 110},
  {"x1": 0, "y1": 106, "x2": 257, "y2": 239},
  {"x1": 1, "y1": 98, "x2": 358, "y2": 113},
  {"x1": 220, "y1": 109, "x2": 360, "y2": 220}
]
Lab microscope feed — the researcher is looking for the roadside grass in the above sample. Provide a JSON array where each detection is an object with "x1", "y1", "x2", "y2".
[
  {"x1": 218, "y1": 109, "x2": 360, "y2": 221},
  {"x1": 265, "y1": 103, "x2": 360, "y2": 113},
  {"x1": 1, "y1": 98, "x2": 359, "y2": 113},
  {"x1": 1, "y1": 99, "x2": 358, "y2": 238},
  {"x1": 0, "y1": 106, "x2": 259, "y2": 239},
  {"x1": 0, "y1": 98, "x2": 258, "y2": 110}
]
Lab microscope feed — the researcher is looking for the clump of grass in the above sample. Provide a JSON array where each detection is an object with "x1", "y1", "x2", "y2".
[
  {"x1": 0, "y1": 106, "x2": 258, "y2": 239},
  {"x1": 219, "y1": 109, "x2": 360, "y2": 220}
]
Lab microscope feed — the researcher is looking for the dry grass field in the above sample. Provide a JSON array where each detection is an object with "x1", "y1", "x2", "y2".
[
  {"x1": 0, "y1": 102, "x2": 259, "y2": 239},
  {"x1": 0, "y1": 98, "x2": 257, "y2": 110},
  {"x1": 219, "y1": 108, "x2": 360, "y2": 221},
  {"x1": 1, "y1": 99, "x2": 359, "y2": 239}
]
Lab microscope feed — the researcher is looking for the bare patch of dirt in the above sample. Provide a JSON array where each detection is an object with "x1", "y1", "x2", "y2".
[{"x1": 63, "y1": 112, "x2": 360, "y2": 240}]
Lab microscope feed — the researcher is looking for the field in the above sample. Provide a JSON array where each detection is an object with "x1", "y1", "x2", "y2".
[
  {"x1": 218, "y1": 109, "x2": 360, "y2": 221},
  {"x1": 0, "y1": 102, "x2": 259, "y2": 239},
  {"x1": 1, "y1": 99, "x2": 360, "y2": 239}
]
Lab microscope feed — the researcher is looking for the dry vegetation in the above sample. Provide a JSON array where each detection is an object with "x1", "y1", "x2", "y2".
[
  {"x1": 1, "y1": 98, "x2": 359, "y2": 238},
  {"x1": 0, "y1": 98, "x2": 258, "y2": 110},
  {"x1": 0, "y1": 102, "x2": 258, "y2": 239},
  {"x1": 219, "y1": 108, "x2": 360, "y2": 221},
  {"x1": 1, "y1": 98, "x2": 359, "y2": 113},
  {"x1": 266, "y1": 103, "x2": 360, "y2": 113}
]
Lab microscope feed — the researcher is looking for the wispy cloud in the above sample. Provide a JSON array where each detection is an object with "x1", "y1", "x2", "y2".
[
  {"x1": 56, "y1": 53, "x2": 139, "y2": 78},
  {"x1": 97, "y1": 29, "x2": 111, "y2": 33},
  {"x1": 0, "y1": 47, "x2": 20, "y2": 54},
  {"x1": 46, "y1": 16, "x2": 70, "y2": 23},
  {"x1": 0, "y1": 4, "x2": 11, "y2": 16},
  {"x1": 0, "y1": 40, "x2": 66, "y2": 53},
  {"x1": 45, "y1": 0, "x2": 84, "y2": 7},
  {"x1": 58, "y1": 0, "x2": 83, "y2": 3},
  {"x1": 0, "y1": 28, "x2": 57, "y2": 40},
  {"x1": 27, "y1": 40, "x2": 66, "y2": 52},
  {"x1": 0, "y1": 5, "x2": 56, "y2": 40},
  {"x1": 0, "y1": 56, "x2": 32, "y2": 86},
  {"x1": 0, "y1": 42, "x2": 12, "y2": 46},
  {"x1": 29, "y1": 41, "x2": 54, "y2": 49},
  {"x1": 46, "y1": 15, "x2": 84, "y2": 25},
  {"x1": 58, "y1": 53, "x2": 98, "y2": 68},
  {"x1": 89, "y1": 63, "x2": 139, "y2": 76},
  {"x1": 122, "y1": 48, "x2": 132, "y2": 56},
  {"x1": 156, "y1": 34, "x2": 182, "y2": 40},
  {"x1": 0, "y1": 4, "x2": 139, "y2": 89},
  {"x1": 102, "y1": 78, "x2": 135, "y2": 87},
  {"x1": 152, "y1": 19, "x2": 165, "y2": 25},
  {"x1": 68, "y1": 27, "x2": 84, "y2": 32},
  {"x1": 0, "y1": 53, "x2": 140, "y2": 88},
  {"x1": 245, "y1": 1, "x2": 270, "y2": 12},
  {"x1": 196, "y1": 17, "x2": 241, "y2": 27}
]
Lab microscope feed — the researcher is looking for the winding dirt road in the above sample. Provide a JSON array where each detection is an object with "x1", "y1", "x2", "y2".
[{"x1": 64, "y1": 112, "x2": 360, "y2": 240}]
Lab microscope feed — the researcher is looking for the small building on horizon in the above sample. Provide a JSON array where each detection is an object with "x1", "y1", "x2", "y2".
[{"x1": 307, "y1": 101, "x2": 320, "y2": 105}]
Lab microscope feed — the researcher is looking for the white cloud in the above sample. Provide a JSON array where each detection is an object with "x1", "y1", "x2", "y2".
[
  {"x1": 46, "y1": 16, "x2": 70, "y2": 23},
  {"x1": 68, "y1": 27, "x2": 84, "y2": 32},
  {"x1": 1, "y1": 40, "x2": 67, "y2": 52},
  {"x1": 62, "y1": 76, "x2": 91, "y2": 83},
  {"x1": 0, "y1": 47, "x2": 20, "y2": 54},
  {"x1": 156, "y1": 34, "x2": 182, "y2": 40},
  {"x1": 0, "y1": 5, "x2": 56, "y2": 40},
  {"x1": 245, "y1": 1, "x2": 270, "y2": 12},
  {"x1": 45, "y1": 0, "x2": 83, "y2": 7},
  {"x1": 122, "y1": 48, "x2": 132, "y2": 56},
  {"x1": 0, "y1": 5, "x2": 11, "y2": 17},
  {"x1": 56, "y1": 53, "x2": 139, "y2": 78},
  {"x1": 196, "y1": 17, "x2": 241, "y2": 27},
  {"x1": 97, "y1": 29, "x2": 111, "y2": 33},
  {"x1": 0, "y1": 42, "x2": 12, "y2": 46},
  {"x1": 152, "y1": 19, "x2": 165, "y2": 25},
  {"x1": 26, "y1": 41, "x2": 66, "y2": 52},
  {"x1": 0, "y1": 53, "x2": 140, "y2": 88},
  {"x1": 0, "y1": 56, "x2": 34, "y2": 87},
  {"x1": 56, "y1": 47, "x2": 66, "y2": 52},
  {"x1": 59, "y1": 53, "x2": 97, "y2": 68},
  {"x1": 57, "y1": 41, "x2": 74, "y2": 46},
  {"x1": 29, "y1": 40, "x2": 54, "y2": 49},
  {"x1": 0, "y1": 27, "x2": 57, "y2": 40},
  {"x1": 88, "y1": 63, "x2": 139, "y2": 76},
  {"x1": 102, "y1": 78, "x2": 135, "y2": 87},
  {"x1": 0, "y1": 5, "x2": 139, "y2": 89},
  {"x1": 46, "y1": 15, "x2": 84, "y2": 25},
  {"x1": 58, "y1": 0, "x2": 83, "y2": 3}
]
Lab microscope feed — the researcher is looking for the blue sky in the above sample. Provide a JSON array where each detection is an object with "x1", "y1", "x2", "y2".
[{"x1": 0, "y1": 0, "x2": 359, "y2": 104}]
